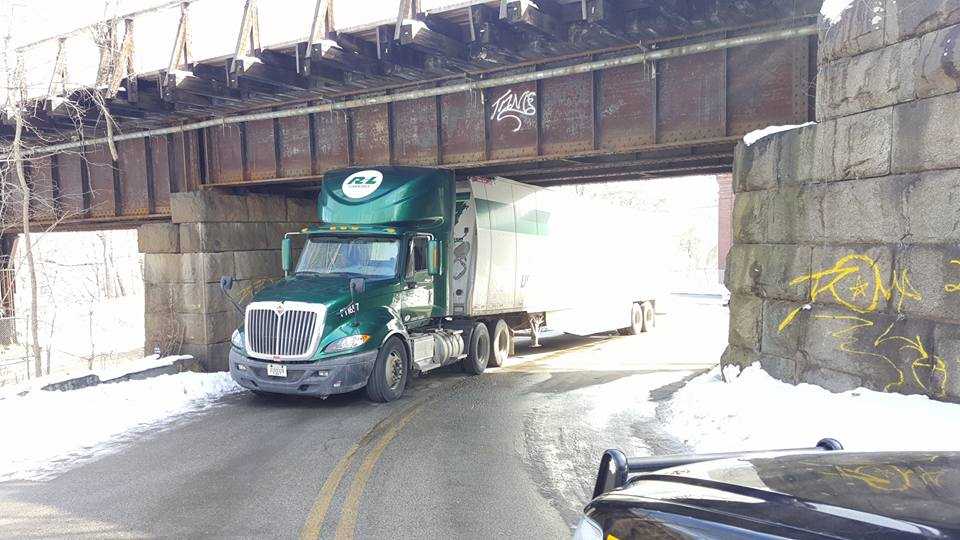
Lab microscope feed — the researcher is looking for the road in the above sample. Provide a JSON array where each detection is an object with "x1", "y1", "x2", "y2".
[{"x1": 0, "y1": 297, "x2": 725, "y2": 539}]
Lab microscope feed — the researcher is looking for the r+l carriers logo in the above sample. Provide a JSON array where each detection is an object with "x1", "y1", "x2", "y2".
[{"x1": 342, "y1": 170, "x2": 384, "y2": 199}]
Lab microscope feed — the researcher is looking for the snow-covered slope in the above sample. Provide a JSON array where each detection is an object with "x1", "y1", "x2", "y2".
[
  {"x1": 665, "y1": 364, "x2": 960, "y2": 453},
  {"x1": 0, "y1": 371, "x2": 242, "y2": 481}
]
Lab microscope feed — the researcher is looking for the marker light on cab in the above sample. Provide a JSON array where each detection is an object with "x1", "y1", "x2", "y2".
[{"x1": 324, "y1": 334, "x2": 370, "y2": 353}]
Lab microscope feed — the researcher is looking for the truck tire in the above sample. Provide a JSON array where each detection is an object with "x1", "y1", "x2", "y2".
[
  {"x1": 640, "y1": 301, "x2": 656, "y2": 332},
  {"x1": 487, "y1": 319, "x2": 511, "y2": 368},
  {"x1": 461, "y1": 322, "x2": 490, "y2": 375},
  {"x1": 619, "y1": 302, "x2": 644, "y2": 336},
  {"x1": 366, "y1": 337, "x2": 409, "y2": 402}
]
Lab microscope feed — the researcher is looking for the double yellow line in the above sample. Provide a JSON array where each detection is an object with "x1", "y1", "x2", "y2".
[
  {"x1": 299, "y1": 339, "x2": 609, "y2": 538},
  {"x1": 298, "y1": 388, "x2": 443, "y2": 540}
]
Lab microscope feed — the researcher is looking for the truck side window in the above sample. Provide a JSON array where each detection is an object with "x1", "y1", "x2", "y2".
[{"x1": 408, "y1": 236, "x2": 428, "y2": 277}]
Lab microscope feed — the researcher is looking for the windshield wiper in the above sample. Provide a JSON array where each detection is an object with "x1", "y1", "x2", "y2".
[{"x1": 297, "y1": 271, "x2": 363, "y2": 277}]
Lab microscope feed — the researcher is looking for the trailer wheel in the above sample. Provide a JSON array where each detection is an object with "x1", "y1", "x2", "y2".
[
  {"x1": 366, "y1": 337, "x2": 409, "y2": 402},
  {"x1": 640, "y1": 301, "x2": 656, "y2": 332},
  {"x1": 487, "y1": 319, "x2": 511, "y2": 368},
  {"x1": 619, "y1": 302, "x2": 644, "y2": 336},
  {"x1": 461, "y1": 322, "x2": 490, "y2": 375}
]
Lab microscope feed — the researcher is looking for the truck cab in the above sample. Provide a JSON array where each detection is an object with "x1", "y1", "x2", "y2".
[
  {"x1": 228, "y1": 167, "x2": 488, "y2": 402},
  {"x1": 227, "y1": 165, "x2": 660, "y2": 402}
]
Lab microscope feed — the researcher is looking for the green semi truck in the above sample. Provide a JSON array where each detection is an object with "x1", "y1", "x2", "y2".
[{"x1": 227, "y1": 166, "x2": 662, "y2": 402}]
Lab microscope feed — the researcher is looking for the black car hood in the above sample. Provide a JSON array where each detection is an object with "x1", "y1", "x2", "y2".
[{"x1": 602, "y1": 451, "x2": 960, "y2": 538}]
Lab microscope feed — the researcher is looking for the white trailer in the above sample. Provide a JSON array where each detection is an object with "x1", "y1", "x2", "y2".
[{"x1": 451, "y1": 176, "x2": 667, "y2": 342}]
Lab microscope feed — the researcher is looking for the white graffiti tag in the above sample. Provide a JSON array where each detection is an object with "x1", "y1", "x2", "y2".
[{"x1": 490, "y1": 89, "x2": 536, "y2": 132}]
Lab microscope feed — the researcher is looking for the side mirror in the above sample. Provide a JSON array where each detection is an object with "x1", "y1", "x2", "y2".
[
  {"x1": 219, "y1": 275, "x2": 235, "y2": 292},
  {"x1": 281, "y1": 237, "x2": 293, "y2": 275},
  {"x1": 427, "y1": 239, "x2": 440, "y2": 276},
  {"x1": 592, "y1": 449, "x2": 629, "y2": 498},
  {"x1": 218, "y1": 276, "x2": 242, "y2": 314}
]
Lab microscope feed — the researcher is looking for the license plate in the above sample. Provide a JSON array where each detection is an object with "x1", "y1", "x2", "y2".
[{"x1": 267, "y1": 363, "x2": 287, "y2": 377}]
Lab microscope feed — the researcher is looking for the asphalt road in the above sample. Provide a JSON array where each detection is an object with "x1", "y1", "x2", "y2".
[{"x1": 0, "y1": 299, "x2": 724, "y2": 539}]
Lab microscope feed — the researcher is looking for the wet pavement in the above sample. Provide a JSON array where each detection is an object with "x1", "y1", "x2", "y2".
[{"x1": 0, "y1": 297, "x2": 725, "y2": 539}]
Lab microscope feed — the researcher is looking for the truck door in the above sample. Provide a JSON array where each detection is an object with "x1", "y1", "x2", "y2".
[{"x1": 400, "y1": 234, "x2": 434, "y2": 327}]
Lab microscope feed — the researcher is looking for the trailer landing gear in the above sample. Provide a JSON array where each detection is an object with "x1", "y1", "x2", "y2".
[{"x1": 528, "y1": 314, "x2": 544, "y2": 348}]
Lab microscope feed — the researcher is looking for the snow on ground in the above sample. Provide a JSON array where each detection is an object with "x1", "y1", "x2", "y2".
[
  {"x1": 1, "y1": 229, "x2": 146, "y2": 387},
  {"x1": 742, "y1": 122, "x2": 816, "y2": 146},
  {"x1": 820, "y1": 0, "x2": 855, "y2": 24},
  {"x1": 0, "y1": 371, "x2": 242, "y2": 481},
  {"x1": 665, "y1": 363, "x2": 960, "y2": 453}
]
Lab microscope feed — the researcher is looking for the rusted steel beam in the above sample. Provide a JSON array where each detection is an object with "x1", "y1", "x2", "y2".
[
  {"x1": 22, "y1": 21, "x2": 815, "y2": 206},
  {"x1": 468, "y1": 5, "x2": 521, "y2": 66},
  {"x1": 161, "y1": 72, "x2": 245, "y2": 104},
  {"x1": 528, "y1": 165, "x2": 733, "y2": 185}
]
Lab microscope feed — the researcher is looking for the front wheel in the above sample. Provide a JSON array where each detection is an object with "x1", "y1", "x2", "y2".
[{"x1": 366, "y1": 337, "x2": 409, "y2": 402}]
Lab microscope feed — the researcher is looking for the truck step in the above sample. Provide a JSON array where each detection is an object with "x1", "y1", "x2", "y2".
[{"x1": 414, "y1": 358, "x2": 443, "y2": 373}]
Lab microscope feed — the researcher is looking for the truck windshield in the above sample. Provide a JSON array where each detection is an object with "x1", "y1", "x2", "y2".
[{"x1": 296, "y1": 236, "x2": 399, "y2": 279}]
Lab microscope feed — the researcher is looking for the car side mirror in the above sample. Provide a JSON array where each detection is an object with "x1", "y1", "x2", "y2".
[
  {"x1": 281, "y1": 237, "x2": 293, "y2": 275},
  {"x1": 592, "y1": 449, "x2": 629, "y2": 498},
  {"x1": 427, "y1": 240, "x2": 440, "y2": 276}
]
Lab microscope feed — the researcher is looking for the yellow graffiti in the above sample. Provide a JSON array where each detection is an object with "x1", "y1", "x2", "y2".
[
  {"x1": 778, "y1": 253, "x2": 960, "y2": 397},
  {"x1": 802, "y1": 455, "x2": 946, "y2": 493},
  {"x1": 819, "y1": 462, "x2": 945, "y2": 492},
  {"x1": 782, "y1": 255, "x2": 920, "y2": 331},
  {"x1": 827, "y1": 465, "x2": 915, "y2": 492},
  {"x1": 777, "y1": 306, "x2": 803, "y2": 332},
  {"x1": 946, "y1": 259, "x2": 960, "y2": 293},
  {"x1": 812, "y1": 315, "x2": 906, "y2": 392},
  {"x1": 912, "y1": 356, "x2": 949, "y2": 398}
]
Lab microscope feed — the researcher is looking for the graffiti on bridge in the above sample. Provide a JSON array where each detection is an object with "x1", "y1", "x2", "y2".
[
  {"x1": 778, "y1": 254, "x2": 956, "y2": 398},
  {"x1": 490, "y1": 89, "x2": 536, "y2": 133}
]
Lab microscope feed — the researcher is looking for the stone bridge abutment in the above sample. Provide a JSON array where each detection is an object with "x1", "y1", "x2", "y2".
[
  {"x1": 724, "y1": 0, "x2": 960, "y2": 401},
  {"x1": 139, "y1": 191, "x2": 316, "y2": 371}
]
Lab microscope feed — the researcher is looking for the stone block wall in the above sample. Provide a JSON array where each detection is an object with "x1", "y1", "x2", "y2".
[
  {"x1": 139, "y1": 191, "x2": 316, "y2": 371},
  {"x1": 723, "y1": 0, "x2": 960, "y2": 402}
]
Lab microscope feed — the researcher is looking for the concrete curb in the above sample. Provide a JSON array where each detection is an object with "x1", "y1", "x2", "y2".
[{"x1": 38, "y1": 356, "x2": 200, "y2": 393}]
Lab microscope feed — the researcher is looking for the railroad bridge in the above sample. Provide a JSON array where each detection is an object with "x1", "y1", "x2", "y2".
[
  {"x1": 7, "y1": 0, "x2": 960, "y2": 401},
  {"x1": 8, "y1": 0, "x2": 818, "y2": 227}
]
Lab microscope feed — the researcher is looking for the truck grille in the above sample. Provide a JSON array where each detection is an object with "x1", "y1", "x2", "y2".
[{"x1": 244, "y1": 302, "x2": 326, "y2": 361}]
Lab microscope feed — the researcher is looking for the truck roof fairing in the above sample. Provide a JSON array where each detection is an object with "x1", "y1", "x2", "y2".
[{"x1": 320, "y1": 167, "x2": 455, "y2": 228}]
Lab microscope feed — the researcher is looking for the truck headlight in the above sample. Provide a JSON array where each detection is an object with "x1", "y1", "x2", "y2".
[
  {"x1": 231, "y1": 329, "x2": 244, "y2": 350},
  {"x1": 572, "y1": 516, "x2": 603, "y2": 540},
  {"x1": 324, "y1": 334, "x2": 370, "y2": 353}
]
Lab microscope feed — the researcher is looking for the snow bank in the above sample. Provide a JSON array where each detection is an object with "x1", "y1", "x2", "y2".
[
  {"x1": 665, "y1": 363, "x2": 960, "y2": 453},
  {"x1": 0, "y1": 372, "x2": 242, "y2": 481},
  {"x1": 742, "y1": 122, "x2": 815, "y2": 146},
  {"x1": 821, "y1": 0, "x2": 855, "y2": 24}
]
